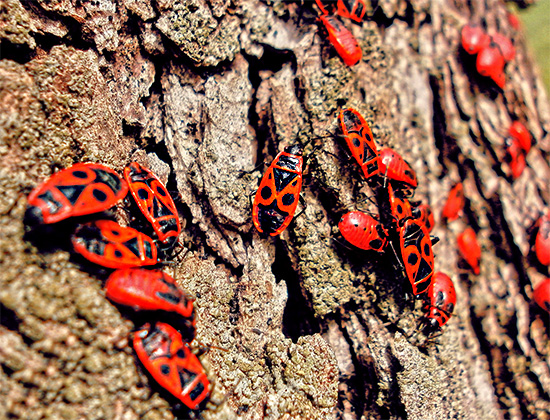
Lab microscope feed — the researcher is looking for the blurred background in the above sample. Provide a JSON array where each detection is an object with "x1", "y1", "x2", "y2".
[{"x1": 519, "y1": 0, "x2": 550, "y2": 92}]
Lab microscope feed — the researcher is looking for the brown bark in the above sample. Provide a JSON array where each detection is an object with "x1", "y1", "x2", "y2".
[{"x1": 0, "y1": 0, "x2": 549, "y2": 419}]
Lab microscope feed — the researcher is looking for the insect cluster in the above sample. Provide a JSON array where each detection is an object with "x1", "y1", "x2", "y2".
[{"x1": 25, "y1": 162, "x2": 210, "y2": 411}]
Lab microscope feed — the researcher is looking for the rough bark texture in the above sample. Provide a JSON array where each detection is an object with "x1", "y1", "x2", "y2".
[{"x1": 0, "y1": 0, "x2": 549, "y2": 419}]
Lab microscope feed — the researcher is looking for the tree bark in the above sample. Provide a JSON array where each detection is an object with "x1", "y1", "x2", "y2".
[{"x1": 0, "y1": 0, "x2": 549, "y2": 419}]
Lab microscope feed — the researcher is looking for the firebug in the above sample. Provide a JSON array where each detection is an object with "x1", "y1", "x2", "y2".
[
  {"x1": 320, "y1": 14, "x2": 362, "y2": 66},
  {"x1": 399, "y1": 218, "x2": 435, "y2": 296},
  {"x1": 505, "y1": 136, "x2": 526, "y2": 180},
  {"x1": 388, "y1": 183, "x2": 413, "y2": 227},
  {"x1": 491, "y1": 33, "x2": 515, "y2": 62},
  {"x1": 476, "y1": 42, "x2": 505, "y2": 82},
  {"x1": 338, "y1": 108, "x2": 380, "y2": 179},
  {"x1": 457, "y1": 227, "x2": 481, "y2": 275},
  {"x1": 533, "y1": 278, "x2": 550, "y2": 314},
  {"x1": 535, "y1": 213, "x2": 550, "y2": 266},
  {"x1": 72, "y1": 219, "x2": 158, "y2": 269},
  {"x1": 442, "y1": 182, "x2": 464, "y2": 222},
  {"x1": 133, "y1": 322, "x2": 210, "y2": 410},
  {"x1": 105, "y1": 268, "x2": 195, "y2": 322},
  {"x1": 378, "y1": 147, "x2": 418, "y2": 193},
  {"x1": 124, "y1": 162, "x2": 181, "y2": 250},
  {"x1": 25, "y1": 162, "x2": 128, "y2": 226},
  {"x1": 509, "y1": 121, "x2": 532, "y2": 154},
  {"x1": 252, "y1": 145, "x2": 303, "y2": 236},
  {"x1": 422, "y1": 271, "x2": 456, "y2": 334},
  {"x1": 461, "y1": 24, "x2": 490, "y2": 55},
  {"x1": 338, "y1": 211, "x2": 388, "y2": 251},
  {"x1": 412, "y1": 203, "x2": 435, "y2": 233}
]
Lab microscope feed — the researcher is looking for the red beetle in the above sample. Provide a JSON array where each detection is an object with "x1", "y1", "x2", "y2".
[
  {"x1": 105, "y1": 269, "x2": 195, "y2": 322},
  {"x1": 399, "y1": 219, "x2": 435, "y2": 296},
  {"x1": 252, "y1": 145, "x2": 303, "y2": 236},
  {"x1": 535, "y1": 213, "x2": 550, "y2": 266},
  {"x1": 491, "y1": 33, "x2": 515, "y2": 62},
  {"x1": 412, "y1": 203, "x2": 435, "y2": 233},
  {"x1": 505, "y1": 136, "x2": 526, "y2": 180},
  {"x1": 457, "y1": 227, "x2": 481, "y2": 275},
  {"x1": 339, "y1": 108, "x2": 379, "y2": 179},
  {"x1": 72, "y1": 219, "x2": 158, "y2": 269},
  {"x1": 124, "y1": 162, "x2": 181, "y2": 250},
  {"x1": 320, "y1": 14, "x2": 362, "y2": 66},
  {"x1": 533, "y1": 278, "x2": 550, "y2": 314},
  {"x1": 461, "y1": 24, "x2": 490, "y2": 55},
  {"x1": 476, "y1": 42, "x2": 505, "y2": 82},
  {"x1": 378, "y1": 147, "x2": 418, "y2": 193},
  {"x1": 25, "y1": 162, "x2": 128, "y2": 226},
  {"x1": 338, "y1": 211, "x2": 388, "y2": 251},
  {"x1": 509, "y1": 121, "x2": 532, "y2": 154},
  {"x1": 422, "y1": 271, "x2": 456, "y2": 334},
  {"x1": 133, "y1": 322, "x2": 210, "y2": 410},
  {"x1": 442, "y1": 182, "x2": 464, "y2": 222}
]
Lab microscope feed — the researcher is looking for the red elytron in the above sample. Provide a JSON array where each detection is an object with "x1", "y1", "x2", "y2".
[
  {"x1": 509, "y1": 121, "x2": 532, "y2": 154},
  {"x1": 461, "y1": 24, "x2": 490, "y2": 55},
  {"x1": 476, "y1": 42, "x2": 505, "y2": 82},
  {"x1": 412, "y1": 203, "x2": 435, "y2": 233},
  {"x1": 422, "y1": 271, "x2": 456, "y2": 333},
  {"x1": 72, "y1": 219, "x2": 158, "y2": 269},
  {"x1": 533, "y1": 278, "x2": 550, "y2": 314},
  {"x1": 252, "y1": 145, "x2": 303, "y2": 236},
  {"x1": 442, "y1": 182, "x2": 464, "y2": 222},
  {"x1": 535, "y1": 213, "x2": 550, "y2": 266},
  {"x1": 25, "y1": 162, "x2": 128, "y2": 226},
  {"x1": 105, "y1": 269, "x2": 195, "y2": 322},
  {"x1": 378, "y1": 147, "x2": 418, "y2": 192},
  {"x1": 338, "y1": 108, "x2": 379, "y2": 179},
  {"x1": 133, "y1": 322, "x2": 210, "y2": 410},
  {"x1": 315, "y1": 0, "x2": 367, "y2": 23},
  {"x1": 388, "y1": 183, "x2": 413, "y2": 226},
  {"x1": 491, "y1": 33, "x2": 515, "y2": 62},
  {"x1": 338, "y1": 211, "x2": 388, "y2": 251},
  {"x1": 124, "y1": 162, "x2": 181, "y2": 249},
  {"x1": 457, "y1": 227, "x2": 481, "y2": 275},
  {"x1": 399, "y1": 219, "x2": 435, "y2": 296},
  {"x1": 320, "y1": 15, "x2": 362, "y2": 66},
  {"x1": 505, "y1": 137, "x2": 526, "y2": 180}
]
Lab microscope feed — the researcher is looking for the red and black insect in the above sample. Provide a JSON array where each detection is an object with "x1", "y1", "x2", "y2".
[
  {"x1": 72, "y1": 219, "x2": 158, "y2": 269},
  {"x1": 388, "y1": 183, "x2": 413, "y2": 227},
  {"x1": 124, "y1": 162, "x2": 181, "y2": 250},
  {"x1": 442, "y1": 182, "x2": 464, "y2": 222},
  {"x1": 457, "y1": 227, "x2": 481, "y2": 275},
  {"x1": 25, "y1": 162, "x2": 128, "y2": 226},
  {"x1": 476, "y1": 41, "x2": 505, "y2": 86},
  {"x1": 509, "y1": 121, "x2": 532, "y2": 154},
  {"x1": 133, "y1": 322, "x2": 210, "y2": 410},
  {"x1": 461, "y1": 24, "x2": 490, "y2": 55},
  {"x1": 319, "y1": 14, "x2": 362, "y2": 66},
  {"x1": 339, "y1": 108, "x2": 379, "y2": 179},
  {"x1": 422, "y1": 271, "x2": 456, "y2": 334},
  {"x1": 315, "y1": 0, "x2": 367, "y2": 23},
  {"x1": 504, "y1": 136, "x2": 526, "y2": 180},
  {"x1": 533, "y1": 277, "x2": 550, "y2": 314},
  {"x1": 399, "y1": 218, "x2": 435, "y2": 296},
  {"x1": 252, "y1": 145, "x2": 303, "y2": 236},
  {"x1": 105, "y1": 269, "x2": 195, "y2": 322},
  {"x1": 535, "y1": 213, "x2": 550, "y2": 266},
  {"x1": 378, "y1": 147, "x2": 418, "y2": 193},
  {"x1": 338, "y1": 211, "x2": 388, "y2": 251},
  {"x1": 491, "y1": 33, "x2": 515, "y2": 62},
  {"x1": 412, "y1": 203, "x2": 435, "y2": 233}
]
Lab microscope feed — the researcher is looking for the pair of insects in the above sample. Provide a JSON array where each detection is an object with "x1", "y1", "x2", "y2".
[
  {"x1": 25, "y1": 162, "x2": 210, "y2": 410},
  {"x1": 461, "y1": 23, "x2": 515, "y2": 88}
]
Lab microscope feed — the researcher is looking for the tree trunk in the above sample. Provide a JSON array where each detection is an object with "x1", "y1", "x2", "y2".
[{"x1": 0, "y1": 0, "x2": 549, "y2": 419}]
